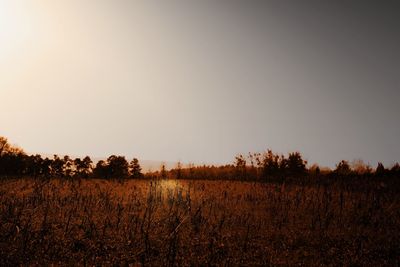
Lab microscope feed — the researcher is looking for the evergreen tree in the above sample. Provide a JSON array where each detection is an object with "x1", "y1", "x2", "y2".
[{"x1": 129, "y1": 158, "x2": 142, "y2": 178}]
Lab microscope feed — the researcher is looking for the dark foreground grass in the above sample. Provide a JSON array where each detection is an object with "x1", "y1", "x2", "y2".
[{"x1": 0, "y1": 178, "x2": 399, "y2": 266}]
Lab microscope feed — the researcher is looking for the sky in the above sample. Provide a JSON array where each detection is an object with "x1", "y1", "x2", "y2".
[{"x1": 1, "y1": 1, "x2": 399, "y2": 168}]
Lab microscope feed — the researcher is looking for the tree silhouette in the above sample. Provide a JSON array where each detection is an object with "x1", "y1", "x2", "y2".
[
  {"x1": 0, "y1": 136, "x2": 11, "y2": 156},
  {"x1": 160, "y1": 164, "x2": 167, "y2": 179},
  {"x1": 129, "y1": 158, "x2": 142, "y2": 178},
  {"x1": 375, "y1": 162, "x2": 386, "y2": 176},
  {"x1": 334, "y1": 160, "x2": 352, "y2": 177},
  {"x1": 26, "y1": 154, "x2": 44, "y2": 178},
  {"x1": 51, "y1": 155, "x2": 64, "y2": 177},
  {"x1": 287, "y1": 152, "x2": 307, "y2": 177},
  {"x1": 390, "y1": 163, "x2": 400, "y2": 176},
  {"x1": 74, "y1": 158, "x2": 83, "y2": 177},
  {"x1": 234, "y1": 154, "x2": 247, "y2": 180},
  {"x1": 2, "y1": 134, "x2": 400, "y2": 185},
  {"x1": 94, "y1": 160, "x2": 109, "y2": 178},
  {"x1": 0, "y1": 137, "x2": 26, "y2": 177},
  {"x1": 63, "y1": 155, "x2": 73, "y2": 178},
  {"x1": 74, "y1": 156, "x2": 93, "y2": 178},
  {"x1": 262, "y1": 150, "x2": 281, "y2": 180},
  {"x1": 81, "y1": 156, "x2": 93, "y2": 177},
  {"x1": 41, "y1": 157, "x2": 52, "y2": 178},
  {"x1": 107, "y1": 155, "x2": 129, "y2": 179}
]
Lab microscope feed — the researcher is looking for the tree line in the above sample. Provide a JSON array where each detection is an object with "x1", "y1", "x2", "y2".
[
  {"x1": 157, "y1": 150, "x2": 400, "y2": 184},
  {"x1": 1, "y1": 136, "x2": 399, "y2": 183},
  {"x1": 0, "y1": 137, "x2": 142, "y2": 179}
]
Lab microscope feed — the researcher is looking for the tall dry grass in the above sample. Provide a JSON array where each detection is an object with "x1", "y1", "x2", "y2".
[{"x1": 0, "y1": 178, "x2": 398, "y2": 265}]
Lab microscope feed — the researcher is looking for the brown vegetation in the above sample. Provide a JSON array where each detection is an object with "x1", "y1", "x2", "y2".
[
  {"x1": 0, "y1": 178, "x2": 399, "y2": 266},
  {"x1": 1, "y1": 136, "x2": 399, "y2": 265}
]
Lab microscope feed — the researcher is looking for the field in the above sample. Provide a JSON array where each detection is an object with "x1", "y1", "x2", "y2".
[{"x1": 0, "y1": 178, "x2": 399, "y2": 266}]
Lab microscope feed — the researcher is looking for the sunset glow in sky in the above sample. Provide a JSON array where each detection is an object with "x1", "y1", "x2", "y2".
[{"x1": 1, "y1": 1, "x2": 399, "y2": 167}]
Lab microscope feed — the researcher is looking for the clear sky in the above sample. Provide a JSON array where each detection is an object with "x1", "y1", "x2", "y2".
[{"x1": 1, "y1": 1, "x2": 399, "y2": 168}]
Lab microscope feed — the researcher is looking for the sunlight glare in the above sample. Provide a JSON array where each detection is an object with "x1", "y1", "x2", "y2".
[
  {"x1": 0, "y1": 1, "x2": 38, "y2": 61},
  {"x1": 160, "y1": 179, "x2": 182, "y2": 191}
]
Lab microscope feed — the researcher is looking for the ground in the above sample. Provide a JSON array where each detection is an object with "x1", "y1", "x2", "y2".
[{"x1": 0, "y1": 178, "x2": 399, "y2": 266}]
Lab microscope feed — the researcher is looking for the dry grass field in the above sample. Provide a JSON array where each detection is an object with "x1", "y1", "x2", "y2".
[{"x1": 0, "y1": 178, "x2": 399, "y2": 266}]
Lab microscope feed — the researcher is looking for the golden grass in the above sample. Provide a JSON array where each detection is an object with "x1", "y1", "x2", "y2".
[{"x1": 0, "y1": 178, "x2": 399, "y2": 266}]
